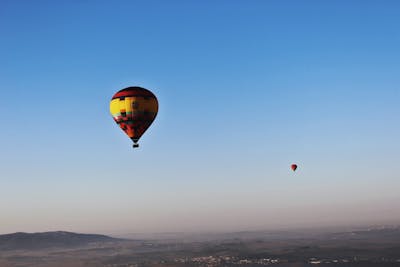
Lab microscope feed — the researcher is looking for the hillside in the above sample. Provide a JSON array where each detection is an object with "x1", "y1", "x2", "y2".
[{"x1": 0, "y1": 231, "x2": 119, "y2": 250}]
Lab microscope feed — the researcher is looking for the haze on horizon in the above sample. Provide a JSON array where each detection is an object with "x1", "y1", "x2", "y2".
[{"x1": 0, "y1": 1, "x2": 399, "y2": 235}]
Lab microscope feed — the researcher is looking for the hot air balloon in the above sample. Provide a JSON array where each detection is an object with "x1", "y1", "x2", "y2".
[
  {"x1": 110, "y1": 86, "x2": 158, "y2": 148},
  {"x1": 291, "y1": 164, "x2": 297, "y2": 172}
]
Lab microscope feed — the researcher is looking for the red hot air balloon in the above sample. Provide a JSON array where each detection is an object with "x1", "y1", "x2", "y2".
[
  {"x1": 109, "y1": 87, "x2": 158, "y2": 148},
  {"x1": 291, "y1": 164, "x2": 297, "y2": 172}
]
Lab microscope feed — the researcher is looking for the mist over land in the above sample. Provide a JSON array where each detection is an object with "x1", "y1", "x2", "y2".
[{"x1": 1, "y1": 225, "x2": 400, "y2": 267}]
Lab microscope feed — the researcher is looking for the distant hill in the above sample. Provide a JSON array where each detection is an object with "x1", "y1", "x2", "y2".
[
  {"x1": 0, "y1": 231, "x2": 120, "y2": 250},
  {"x1": 326, "y1": 226, "x2": 400, "y2": 242}
]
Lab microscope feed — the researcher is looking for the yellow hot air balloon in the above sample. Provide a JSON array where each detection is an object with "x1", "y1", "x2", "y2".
[{"x1": 110, "y1": 86, "x2": 158, "y2": 148}]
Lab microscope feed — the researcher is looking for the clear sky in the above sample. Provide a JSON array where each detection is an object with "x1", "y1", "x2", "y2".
[{"x1": 1, "y1": 1, "x2": 399, "y2": 235}]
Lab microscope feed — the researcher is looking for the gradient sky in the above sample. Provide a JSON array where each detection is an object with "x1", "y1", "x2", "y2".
[{"x1": 1, "y1": 1, "x2": 399, "y2": 235}]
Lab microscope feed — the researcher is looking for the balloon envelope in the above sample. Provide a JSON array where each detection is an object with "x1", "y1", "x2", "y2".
[
  {"x1": 110, "y1": 86, "x2": 158, "y2": 147},
  {"x1": 291, "y1": 164, "x2": 297, "y2": 171}
]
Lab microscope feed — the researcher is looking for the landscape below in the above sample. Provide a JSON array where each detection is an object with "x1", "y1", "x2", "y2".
[{"x1": 0, "y1": 226, "x2": 399, "y2": 267}]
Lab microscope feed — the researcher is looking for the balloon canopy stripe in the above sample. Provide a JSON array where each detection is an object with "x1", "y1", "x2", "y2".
[{"x1": 111, "y1": 86, "x2": 155, "y2": 99}]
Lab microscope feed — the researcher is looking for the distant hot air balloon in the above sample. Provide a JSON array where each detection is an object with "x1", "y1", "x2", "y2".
[
  {"x1": 291, "y1": 164, "x2": 297, "y2": 172},
  {"x1": 110, "y1": 86, "x2": 158, "y2": 148}
]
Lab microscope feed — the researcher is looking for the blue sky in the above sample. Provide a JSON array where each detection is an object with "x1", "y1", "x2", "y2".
[{"x1": 0, "y1": 1, "x2": 399, "y2": 234}]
